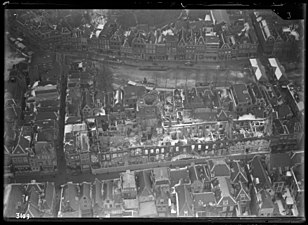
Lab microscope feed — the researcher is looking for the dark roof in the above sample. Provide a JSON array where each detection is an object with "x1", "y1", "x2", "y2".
[
  {"x1": 37, "y1": 129, "x2": 55, "y2": 142},
  {"x1": 170, "y1": 167, "x2": 191, "y2": 187},
  {"x1": 250, "y1": 156, "x2": 272, "y2": 190},
  {"x1": 35, "y1": 112, "x2": 57, "y2": 121},
  {"x1": 4, "y1": 185, "x2": 25, "y2": 218},
  {"x1": 232, "y1": 84, "x2": 251, "y2": 104},
  {"x1": 44, "y1": 182, "x2": 55, "y2": 210},
  {"x1": 277, "y1": 104, "x2": 293, "y2": 119},
  {"x1": 193, "y1": 192, "x2": 216, "y2": 210},
  {"x1": 136, "y1": 170, "x2": 153, "y2": 197},
  {"x1": 260, "y1": 190, "x2": 274, "y2": 209},
  {"x1": 211, "y1": 10, "x2": 230, "y2": 25},
  {"x1": 124, "y1": 86, "x2": 146, "y2": 100},
  {"x1": 209, "y1": 160, "x2": 230, "y2": 177},
  {"x1": 290, "y1": 151, "x2": 304, "y2": 165},
  {"x1": 230, "y1": 161, "x2": 248, "y2": 183},
  {"x1": 175, "y1": 184, "x2": 194, "y2": 216},
  {"x1": 269, "y1": 153, "x2": 291, "y2": 170},
  {"x1": 37, "y1": 100, "x2": 60, "y2": 108}
]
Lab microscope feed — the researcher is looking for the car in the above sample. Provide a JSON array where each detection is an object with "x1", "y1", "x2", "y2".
[{"x1": 185, "y1": 61, "x2": 194, "y2": 66}]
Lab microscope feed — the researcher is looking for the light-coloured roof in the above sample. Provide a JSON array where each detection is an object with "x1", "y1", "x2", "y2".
[
  {"x1": 138, "y1": 201, "x2": 157, "y2": 217},
  {"x1": 65, "y1": 123, "x2": 87, "y2": 134},
  {"x1": 268, "y1": 58, "x2": 283, "y2": 80},
  {"x1": 122, "y1": 171, "x2": 136, "y2": 189},
  {"x1": 249, "y1": 58, "x2": 262, "y2": 80}
]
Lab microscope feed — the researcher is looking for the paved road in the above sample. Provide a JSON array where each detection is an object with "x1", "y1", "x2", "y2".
[{"x1": 13, "y1": 171, "x2": 121, "y2": 184}]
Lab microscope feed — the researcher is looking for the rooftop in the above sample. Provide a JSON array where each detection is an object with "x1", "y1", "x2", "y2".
[{"x1": 232, "y1": 83, "x2": 251, "y2": 104}]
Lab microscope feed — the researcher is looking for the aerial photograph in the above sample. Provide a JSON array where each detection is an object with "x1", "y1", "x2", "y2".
[{"x1": 4, "y1": 8, "x2": 305, "y2": 220}]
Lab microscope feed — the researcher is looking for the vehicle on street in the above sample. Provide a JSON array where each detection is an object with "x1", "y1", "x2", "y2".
[{"x1": 185, "y1": 61, "x2": 194, "y2": 66}]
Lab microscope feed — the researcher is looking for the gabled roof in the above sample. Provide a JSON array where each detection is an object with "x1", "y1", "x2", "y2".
[
  {"x1": 66, "y1": 182, "x2": 80, "y2": 211},
  {"x1": 290, "y1": 151, "x2": 304, "y2": 165},
  {"x1": 193, "y1": 192, "x2": 216, "y2": 210},
  {"x1": 216, "y1": 177, "x2": 237, "y2": 205},
  {"x1": 249, "y1": 156, "x2": 272, "y2": 190},
  {"x1": 121, "y1": 170, "x2": 136, "y2": 189},
  {"x1": 269, "y1": 153, "x2": 291, "y2": 170},
  {"x1": 12, "y1": 135, "x2": 30, "y2": 155},
  {"x1": 230, "y1": 160, "x2": 248, "y2": 183},
  {"x1": 249, "y1": 58, "x2": 267, "y2": 81},
  {"x1": 217, "y1": 109, "x2": 228, "y2": 121},
  {"x1": 175, "y1": 184, "x2": 194, "y2": 216},
  {"x1": 209, "y1": 159, "x2": 231, "y2": 177},
  {"x1": 211, "y1": 10, "x2": 230, "y2": 25},
  {"x1": 260, "y1": 190, "x2": 274, "y2": 209},
  {"x1": 234, "y1": 181, "x2": 250, "y2": 201},
  {"x1": 79, "y1": 182, "x2": 92, "y2": 211},
  {"x1": 4, "y1": 184, "x2": 25, "y2": 218},
  {"x1": 232, "y1": 83, "x2": 251, "y2": 104},
  {"x1": 189, "y1": 164, "x2": 211, "y2": 183},
  {"x1": 170, "y1": 167, "x2": 191, "y2": 187},
  {"x1": 35, "y1": 111, "x2": 58, "y2": 121},
  {"x1": 153, "y1": 167, "x2": 170, "y2": 185},
  {"x1": 44, "y1": 182, "x2": 55, "y2": 210},
  {"x1": 102, "y1": 180, "x2": 114, "y2": 201},
  {"x1": 124, "y1": 86, "x2": 147, "y2": 100},
  {"x1": 268, "y1": 58, "x2": 286, "y2": 81},
  {"x1": 92, "y1": 179, "x2": 103, "y2": 209},
  {"x1": 136, "y1": 170, "x2": 153, "y2": 197},
  {"x1": 291, "y1": 164, "x2": 304, "y2": 191}
]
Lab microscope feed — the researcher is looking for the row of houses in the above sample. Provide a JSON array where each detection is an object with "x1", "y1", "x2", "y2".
[
  {"x1": 4, "y1": 181, "x2": 56, "y2": 218},
  {"x1": 5, "y1": 151, "x2": 302, "y2": 218},
  {"x1": 6, "y1": 80, "x2": 60, "y2": 175},
  {"x1": 8, "y1": 10, "x2": 259, "y2": 62}
]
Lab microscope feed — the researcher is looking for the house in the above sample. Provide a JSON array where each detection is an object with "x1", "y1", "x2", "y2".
[
  {"x1": 233, "y1": 181, "x2": 251, "y2": 215},
  {"x1": 41, "y1": 182, "x2": 56, "y2": 217},
  {"x1": 268, "y1": 58, "x2": 287, "y2": 82},
  {"x1": 35, "y1": 111, "x2": 58, "y2": 122},
  {"x1": 230, "y1": 160, "x2": 248, "y2": 184},
  {"x1": 123, "y1": 85, "x2": 147, "y2": 108},
  {"x1": 211, "y1": 10, "x2": 231, "y2": 25},
  {"x1": 120, "y1": 170, "x2": 137, "y2": 199},
  {"x1": 151, "y1": 167, "x2": 171, "y2": 190},
  {"x1": 188, "y1": 164, "x2": 211, "y2": 193},
  {"x1": 250, "y1": 12, "x2": 275, "y2": 54},
  {"x1": 101, "y1": 179, "x2": 123, "y2": 216},
  {"x1": 193, "y1": 192, "x2": 217, "y2": 217},
  {"x1": 209, "y1": 159, "x2": 231, "y2": 177},
  {"x1": 11, "y1": 135, "x2": 31, "y2": 174},
  {"x1": 290, "y1": 164, "x2": 304, "y2": 216},
  {"x1": 138, "y1": 200, "x2": 158, "y2": 217},
  {"x1": 248, "y1": 156, "x2": 274, "y2": 196},
  {"x1": 249, "y1": 58, "x2": 267, "y2": 82},
  {"x1": 136, "y1": 170, "x2": 155, "y2": 202},
  {"x1": 32, "y1": 141, "x2": 56, "y2": 173},
  {"x1": 176, "y1": 29, "x2": 186, "y2": 60},
  {"x1": 170, "y1": 167, "x2": 191, "y2": 187},
  {"x1": 58, "y1": 182, "x2": 81, "y2": 217},
  {"x1": 121, "y1": 37, "x2": 133, "y2": 57},
  {"x1": 230, "y1": 83, "x2": 252, "y2": 115},
  {"x1": 154, "y1": 186, "x2": 170, "y2": 217},
  {"x1": 3, "y1": 184, "x2": 26, "y2": 218},
  {"x1": 174, "y1": 184, "x2": 194, "y2": 217},
  {"x1": 252, "y1": 189, "x2": 275, "y2": 217},
  {"x1": 79, "y1": 182, "x2": 93, "y2": 217},
  {"x1": 92, "y1": 179, "x2": 104, "y2": 217},
  {"x1": 4, "y1": 181, "x2": 56, "y2": 218},
  {"x1": 81, "y1": 89, "x2": 95, "y2": 119},
  {"x1": 131, "y1": 32, "x2": 146, "y2": 59},
  {"x1": 4, "y1": 145, "x2": 12, "y2": 174}
]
